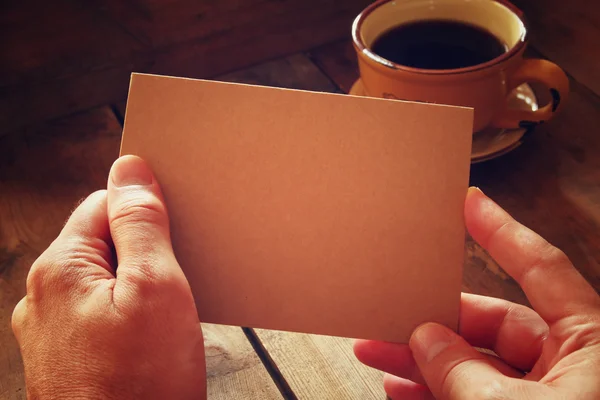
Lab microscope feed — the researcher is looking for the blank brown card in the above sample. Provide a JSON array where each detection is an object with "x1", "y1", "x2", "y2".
[{"x1": 120, "y1": 73, "x2": 473, "y2": 342}]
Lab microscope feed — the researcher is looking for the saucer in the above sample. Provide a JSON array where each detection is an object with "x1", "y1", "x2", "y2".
[{"x1": 348, "y1": 79, "x2": 538, "y2": 163}]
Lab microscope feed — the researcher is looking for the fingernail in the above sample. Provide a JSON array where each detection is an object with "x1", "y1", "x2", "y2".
[
  {"x1": 412, "y1": 323, "x2": 455, "y2": 363},
  {"x1": 111, "y1": 155, "x2": 153, "y2": 187},
  {"x1": 468, "y1": 186, "x2": 484, "y2": 195}
]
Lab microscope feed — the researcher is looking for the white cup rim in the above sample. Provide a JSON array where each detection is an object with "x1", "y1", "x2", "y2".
[{"x1": 352, "y1": 0, "x2": 529, "y2": 75}]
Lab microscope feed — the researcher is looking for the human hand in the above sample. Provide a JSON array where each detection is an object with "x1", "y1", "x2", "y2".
[
  {"x1": 11, "y1": 156, "x2": 206, "y2": 399},
  {"x1": 354, "y1": 187, "x2": 600, "y2": 399}
]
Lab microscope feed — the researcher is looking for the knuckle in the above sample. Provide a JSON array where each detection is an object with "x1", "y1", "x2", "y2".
[
  {"x1": 468, "y1": 380, "x2": 506, "y2": 400},
  {"x1": 77, "y1": 189, "x2": 107, "y2": 209},
  {"x1": 444, "y1": 362, "x2": 507, "y2": 400},
  {"x1": 26, "y1": 259, "x2": 52, "y2": 295},
  {"x1": 440, "y1": 355, "x2": 495, "y2": 399},
  {"x1": 110, "y1": 193, "x2": 167, "y2": 230},
  {"x1": 486, "y1": 220, "x2": 519, "y2": 249},
  {"x1": 90, "y1": 189, "x2": 108, "y2": 198},
  {"x1": 160, "y1": 269, "x2": 193, "y2": 297},
  {"x1": 137, "y1": 266, "x2": 185, "y2": 293},
  {"x1": 541, "y1": 245, "x2": 571, "y2": 267},
  {"x1": 25, "y1": 244, "x2": 69, "y2": 294},
  {"x1": 120, "y1": 249, "x2": 168, "y2": 283},
  {"x1": 26, "y1": 246, "x2": 102, "y2": 295},
  {"x1": 441, "y1": 360, "x2": 470, "y2": 398},
  {"x1": 120, "y1": 264, "x2": 162, "y2": 293},
  {"x1": 520, "y1": 241, "x2": 570, "y2": 283},
  {"x1": 11, "y1": 298, "x2": 27, "y2": 334},
  {"x1": 121, "y1": 264, "x2": 191, "y2": 304}
]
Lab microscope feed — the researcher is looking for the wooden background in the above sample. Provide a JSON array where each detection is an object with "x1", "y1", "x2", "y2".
[{"x1": 2, "y1": 0, "x2": 600, "y2": 398}]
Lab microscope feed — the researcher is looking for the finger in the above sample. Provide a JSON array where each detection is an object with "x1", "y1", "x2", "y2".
[
  {"x1": 58, "y1": 190, "x2": 111, "y2": 244},
  {"x1": 354, "y1": 338, "x2": 522, "y2": 386},
  {"x1": 465, "y1": 187, "x2": 600, "y2": 324},
  {"x1": 383, "y1": 374, "x2": 434, "y2": 400},
  {"x1": 11, "y1": 297, "x2": 27, "y2": 344},
  {"x1": 27, "y1": 190, "x2": 114, "y2": 295},
  {"x1": 354, "y1": 339, "x2": 425, "y2": 385},
  {"x1": 56, "y1": 190, "x2": 114, "y2": 275},
  {"x1": 480, "y1": 351, "x2": 525, "y2": 379},
  {"x1": 459, "y1": 293, "x2": 548, "y2": 371},
  {"x1": 410, "y1": 323, "x2": 508, "y2": 400},
  {"x1": 107, "y1": 155, "x2": 179, "y2": 284},
  {"x1": 354, "y1": 292, "x2": 544, "y2": 378}
]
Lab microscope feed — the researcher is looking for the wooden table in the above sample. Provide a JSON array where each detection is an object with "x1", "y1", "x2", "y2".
[{"x1": 1, "y1": 0, "x2": 599, "y2": 398}]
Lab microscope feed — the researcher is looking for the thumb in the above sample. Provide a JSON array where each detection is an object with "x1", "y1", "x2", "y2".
[
  {"x1": 409, "y1": 323, "x2": 507, "y2": 400},
  {"x1": 107, "y1": 155, "x2": 178, "y2": 283}
]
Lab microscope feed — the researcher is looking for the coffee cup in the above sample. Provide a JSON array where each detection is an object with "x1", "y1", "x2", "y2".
[{"x1": 352, "y1": 0, "x2": 569, "y2": 133}]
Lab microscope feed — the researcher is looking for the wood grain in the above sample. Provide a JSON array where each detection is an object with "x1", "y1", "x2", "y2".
[
  {"x1": 1, "y1": 0, "x2": 369, "y2": 136},
  {"x1": 217, "y1": 53, "x2": 338, "y2": 93},
  {"x1": 256, "y1": 330, "x2": 385, "y2": 400},
  {"x1": 0, "y1": 0, "x2": 149, "y2": 135},
  {"x1": 113, "y1": 54, "x2": 339, "y2": 123},
  {"x1": 115, "y1": 53, "x2": 340, "y2": 123},
  {"x1": 511, "y1": 0, "x2": 600, "y2": 97},
  {"x1": 90, "y1": 0, "x2": 360, "y2": 50},
  {"x1": 147, "y1": 0, "x2": 366, "y2": 79},
  {"x1": 0, "y1": 107, "x2": 282, "y2": 399},
  {"x1": 204, "y1": 324, "x2": 282, "y2": 400},
  {"x1": 0, "y1": 64, "x2": 147, "y2": 137},
  {"x1": 309, "y1": 40, "x2": 359, "y2": 94},
  {"x1": 0, "y1": 0, "x2": 143, "y2": 88}
]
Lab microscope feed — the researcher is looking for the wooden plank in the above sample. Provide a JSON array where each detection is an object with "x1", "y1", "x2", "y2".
[
  {"x1": 0, "y1": 64, "x2": 148, "y2": 136},
  {"x1": 463, "y1": 235, "x2": 529, "y2": 305},
  {"x1": 217, "y1": 53, "x2": 338, "y2": 92},
  {"x1": 89, "y1": 0, "x2": 289, "y2": 49},
  {"x1": 511, "y1": 0, "x2": 600, "y2": 96},
  {"x1": 0, "y1": 107, "x2": 282, "y2": 399},
  {"x1": 256, "y1": 330, "x2": 385, "y2": 399},
  {"x1": 1, "y1": 0, "x2": 369, "y2": 136},
  {"x1": 91, "y1": 0, "x2": 368, "y2": 51},
  {"x1": 204, "y1": 324, "x2": 282, "y2": 400},
  {"x1": 113, "y1": 54, "x2": 338, "y2": 125},
  {"x1": 0, "y1": 0, "x2": 143, "y2": 88},
  {"x1": 309, "y1": 40, "x2": 359, "y2": 94},
  {"x1": 143, "y1": 4, "x2": 366, "y2": 83},
  {"x1": 0, "y1": 0, "x2": 146, "y2": 136}
]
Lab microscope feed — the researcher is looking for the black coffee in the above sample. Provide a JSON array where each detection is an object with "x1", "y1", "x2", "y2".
[{"x1": 371, "y1": 20, "x2": 507, "y2": 70}]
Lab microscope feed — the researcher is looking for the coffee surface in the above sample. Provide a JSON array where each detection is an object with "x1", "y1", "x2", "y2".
[{"x1": 371, "y1": 20, "x2": 507, "y2": 70}]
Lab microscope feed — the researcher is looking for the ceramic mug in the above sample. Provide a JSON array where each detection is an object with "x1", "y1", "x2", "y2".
[{"x1": 352, "y1": 0, "x2": 569, "y2": 133}]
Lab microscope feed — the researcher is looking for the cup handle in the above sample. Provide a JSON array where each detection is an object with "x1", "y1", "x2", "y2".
[{"x1": 491, "y1": 59, "x2": 569, "y2": 129}]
